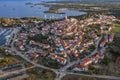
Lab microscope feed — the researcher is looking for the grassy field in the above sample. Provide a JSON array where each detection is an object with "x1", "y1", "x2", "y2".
[
  {"x1": 0, "y1": 57, "x2": 20, "y2": 68},
  {"x1": 112, "y1": 24, "x2": 120, "y2": 33},
  {"x1": 22, "y1": 67, "x2": 56, "y2": 80},
  {"x1": 0, "y1": 48, "x2": 21, "y2": 68},
  {"x1": 62, "y1": 74, "x2": 109, "y2": 80}
]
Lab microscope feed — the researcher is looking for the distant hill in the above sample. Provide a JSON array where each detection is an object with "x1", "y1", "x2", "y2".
[
  {"x1": 0, "y1": 0, "x2": 120, "y2": 3},
  {"x1": 48, "y1": 0, "x2": 120, "y2": 3}
]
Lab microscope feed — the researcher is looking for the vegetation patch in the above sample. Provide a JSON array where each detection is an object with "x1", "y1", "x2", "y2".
[
  {"x1": 112, "y1": 24, "x2": 120, "y2": 33},
  {"x1": 22, "y1": 67, "x2": 56, "y2": 80}
]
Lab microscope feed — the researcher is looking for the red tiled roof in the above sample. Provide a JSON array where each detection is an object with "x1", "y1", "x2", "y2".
[
  {"x1": 50, "y1": 53, "x2": 57, "y2": 58},
  {"x1": 75, "y1": 64, "x2": 88, "y2": 68},
  {"x1": 56, "y1": 56, "x2": 66, "y2": 62},
  {"x1": 83, "y1": 58, "x2": 92, "y2": 63},
  {"x1": 101, "y1": 39, "x2": 108, "y2": 45},
  {"x1": 41, "y1": 52, "x2": 47, "y2": 56}
]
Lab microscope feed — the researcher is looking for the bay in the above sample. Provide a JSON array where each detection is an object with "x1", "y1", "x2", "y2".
[{"x1": 0, "y1": 1, "x2": 86, "y2": 19}]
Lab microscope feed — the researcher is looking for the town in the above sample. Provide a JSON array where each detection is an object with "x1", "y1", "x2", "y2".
[
  {"x1": 0, "y1": 14, "x2": 120, "y2": 80},
  {"x1": 14, "y1": 14, "x2": 115, "y2": 67}
]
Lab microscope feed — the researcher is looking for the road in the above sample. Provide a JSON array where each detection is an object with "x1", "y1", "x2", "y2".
[
  {"x1": 67, "y1": 72, "x2": 120, "y2": 80},
  {"x1": 0, "y1": 66, "x2": 35, "y2": 78}
]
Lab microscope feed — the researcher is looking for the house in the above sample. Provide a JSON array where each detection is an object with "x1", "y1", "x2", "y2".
[
  {"x1": 93, "y1": 55, "x2": 99, "y2": 63},
  {"x1": 84, "y1": 40, "x2": 94, "y2": 47},
  {"x1": 43, "y1": 44, "x2": 50, "y2": 49},
  {"x1": 73, "y1": 58, "x2": 92, "y2": 72},
  {"x1": 18, "y1": 45, "x2": 25, "y2": 51},
  {"x1": 56, "y1": 56, "x2": 67, "y2": 65},
  {"x1": 49, "y1": 53, "x2": 57, "y2": 60},
  {"x1": 40, "y1": 52, "x2": 48, "y2": 57},
  {"x1": 100, "y1": 39, "x2": 108, "y2": 47},
  {"x1": 79, "y1": 47, "x2": 85, "y2": 53},
  {"x1": 73, "y1": 64, "x2": 88, "y2": 72},
  {"x1": 73, "y1": 52, "x2": 104, "y2": 72},
  {"x1": 97, "y1": 53, "x2": 104, "y2": 59},
  {"x1": 49, "y1": 53, "x2": 67, "y2": 65},
  {"x1": 91, "y1": 33, "x2": 99, "y2": 40},
  {"x1": 109, "y1": 33, "x2": 114, "y2": 42},
  {"x1": 73, "y1": 50, "x2": 79, "y2": 57},
  {"x1": 29, "y1": 51, "x2": 39, "y2": 61},
  {"x1": 108, "y1": 27, "x2": 112, "y2": 31},
  {"x1": 93, "y1": 53, "x2": 104, "y2": 63},
  {"x1": 82, "y1": 58, "x2": 92, "y2": 66}
]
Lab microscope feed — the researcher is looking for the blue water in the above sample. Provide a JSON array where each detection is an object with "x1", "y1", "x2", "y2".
[
  {"x1": 0, "y1": 29, "x2": 13, "y2": 46},
  {"x1": 0, "y1": 1, "x2": 86, "y2": 19}
]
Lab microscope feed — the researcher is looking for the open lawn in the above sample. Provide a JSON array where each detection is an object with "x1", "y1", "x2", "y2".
[
  {"x1": 112, "y1": 24, "x2": 120, "y2": 33},
  {"x1": 0, "y1": 48, "x2": 21, "y2": 68}
]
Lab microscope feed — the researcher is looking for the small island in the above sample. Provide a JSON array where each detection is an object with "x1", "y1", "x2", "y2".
[
  {"x1": 25, "y1": 2, "x2": 33, "y2": 5},
  {"x1": 44, "y1": 9, "x2": 65, "y2": 14}
]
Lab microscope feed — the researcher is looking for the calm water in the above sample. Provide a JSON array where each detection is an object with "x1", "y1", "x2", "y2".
[{"x1": 0, "y1": 1, "x2": 86, "y2": 19}]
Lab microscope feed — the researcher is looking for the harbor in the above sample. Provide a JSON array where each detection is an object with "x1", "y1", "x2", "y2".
[{"x1": 0, "y1": 28, "x2": 14, "y2": 46}]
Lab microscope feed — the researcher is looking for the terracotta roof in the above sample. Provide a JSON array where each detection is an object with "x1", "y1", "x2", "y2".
[
  {"x1": 56, "y1": 56, "x2": 66, "y2": 62},
  {"x1": 74, "y1": 52, "x2": 79, "y2": 57},
  {"x1": 92, "y1": 33, "x2": 98, "y2": 39},
  {"x1": 93, "y1": 53, "x2": 103, "y2": 61},
  {"x1": 41, "y1": 52, "x2": 48, "y2": 56},
  {"x1": 49, "y1": 53, "x2": 57, "y2": 58},
  {"x1": 109, "y1": 33, "x2": 114, "y2": 39},
  {"x1": 82, "y1": 58, "x2": 92, "y2": 66},
  {"x1": 83, "y1": 58, "x2": 92, "y2": 63},
  {"x1": 85, "y1": 40, "x2": 93, "y2": 46},
  {"x1": 87, "y1": 40, "x2": 93, "y2": 44},
  {"x1": 75, "y1": 64, "x2": 88, "y2": 68},
  {"x1": 101, "y1": 39, "x2": 108, "y2": 45},
  {"x1": 97, "y1": 53, "x2": 103, "y2": 57}
]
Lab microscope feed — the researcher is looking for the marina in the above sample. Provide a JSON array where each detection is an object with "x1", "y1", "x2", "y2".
[{"x1": 0, "y1": 28, "x2": 13, "y2": 46}]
